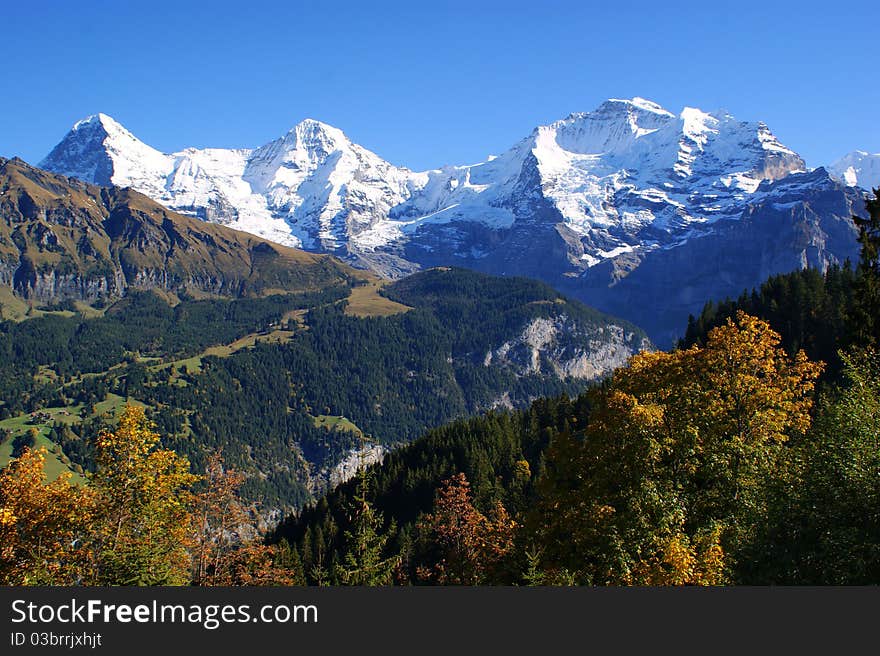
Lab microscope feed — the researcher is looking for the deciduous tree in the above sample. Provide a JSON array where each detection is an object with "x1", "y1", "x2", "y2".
[
  {"x1": 89, "y1": 406, "x2": 197, "y2": 585},
  {"x1": 192, "y1": 451, "x2": 299, "y2": 586},
  {"x1": 415, "y1": 473, "x2": 515, "y2": 585},
  {"x1": 0, "y1": 448, "x2": 95, "y2": 584},
  {"x1": 532, "y1": 313, "x2": 822, "y2": 584}
]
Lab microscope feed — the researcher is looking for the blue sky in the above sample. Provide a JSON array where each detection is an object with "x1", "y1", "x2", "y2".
[{"x1": 4, "y1": 0, "x2": 878, "y2": 170}]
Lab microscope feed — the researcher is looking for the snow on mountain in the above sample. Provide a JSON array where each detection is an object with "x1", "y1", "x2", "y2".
[
  {"x1": 355, "y1": 97, "x2": 806, "y2": 261},
  {"x1": 514, "y1": 98, "x2": 804, "y2": 238},
  {"x1": 242, "y1": 119, "x2": 420, "y2": 251},
  {"x1": 162, "y1": 146, "x2": 290, "y2": 243},
  {"x1": 41, "y1": 113, "x2": 173, "y2": 194},
  {"x1": 40, "y1": 98, "x2": 809, "y2": 269},
  {"x1": 830, "y1": 151, "x2": 880, "y2": 191},
  {"x1": 35, "y1": 99, "x2": 863, "y2": 345}
]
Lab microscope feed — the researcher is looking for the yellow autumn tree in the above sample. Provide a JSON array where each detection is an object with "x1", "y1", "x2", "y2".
[
  {"x1": 0, "y1": 448, "x2": 95, "y2": 585},
  {"x1": 532, "y1": 312, "x2": 823, "y2": 585},
  {"x1": 88, "y1": 406, "x2": 198, "y2": 585}
]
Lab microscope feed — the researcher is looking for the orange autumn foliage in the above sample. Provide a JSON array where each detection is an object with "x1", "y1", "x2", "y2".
[
  {"x1": 0, "y1": 407, "x2": 301, "y2": 586},
  {"x1": 416, "y1": 473, "x2": 516, "y2": 585},
  {"x1": 191, "y1": 452, "x2": 298, "y2": 586}
]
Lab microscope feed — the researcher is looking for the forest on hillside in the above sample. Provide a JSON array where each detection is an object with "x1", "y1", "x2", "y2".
[
  {"x1": 1, "y1": 193, "x2": 879, "y2": 586},
  {"x1": 0, "y1": 270, "x2": 626, "y2": 511},
  {"x1": 274, "y1": 191, "x2": 880, "y2": 585}
]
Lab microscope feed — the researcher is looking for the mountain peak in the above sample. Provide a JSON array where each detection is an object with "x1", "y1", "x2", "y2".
[
  {"x1": 604, "y1": 97, "x2": 676, "y2": 117},
  {"x1": 72, "y1": 112, "x2": 124, "y2": 132},
  {"x1": 40, "y1": 113, "x2": 171, "y2": 192},
  {"x1": 278, "y1": 116, "x2": 343, "y2": 141},
  {"x1": 285, "y1": 118, "x2": 350, "y2": 154},
  {"x1": 542, "y1": 97, "x2": 677, "y2": 159},
  {"x1": 39, "y1": 114, "x2": 122, "y2": 186},
  {"x1": 294, "y1": 117, "x2": 342, "y2": 132},
  {"x1": 830, "y1": 150, "x2": 880, "y2": 190},
  {"x1": 245, "y1": 118, "x2": 352, "y2": 186}
]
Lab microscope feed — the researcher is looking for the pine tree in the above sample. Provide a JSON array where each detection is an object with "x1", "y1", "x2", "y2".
[
  {"x1": 275, "y1": 540, "x2": 307, "y2": 586},
  {"x1": 334, "y1": 437, "x2": 399, "y2": 585},
  {"x1": 851, "y1": 189, "x2": 880, "y2": 346},
  {"x1": 522, "y1": 547, "x2": 545, "y2": 586}
]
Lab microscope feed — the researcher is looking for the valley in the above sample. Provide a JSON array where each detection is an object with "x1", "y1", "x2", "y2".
[{"x1": 0, "y1": 237, "x2": 649, "y2": 511}]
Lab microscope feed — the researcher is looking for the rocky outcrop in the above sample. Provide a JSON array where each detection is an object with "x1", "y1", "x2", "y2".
[
  {"x1": 326, "y1": 444, "x2": 388, "y2": 489},
  {"x1": 483, "y1": 315, "x2": 650, "y2": 380}
]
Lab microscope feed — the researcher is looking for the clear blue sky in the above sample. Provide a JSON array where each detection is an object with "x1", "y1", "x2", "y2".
[{"x1": 4, "y1": 0, "x2": 878, "y2": 170}]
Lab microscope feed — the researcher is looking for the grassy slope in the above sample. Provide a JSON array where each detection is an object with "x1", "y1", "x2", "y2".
[
  {"x1": 343, "y1": 280, "x2": 412, "y2": 318},
  {"x1": 311, "y1": 414, "x2": 363, "y2": 436},
  {"x1": 0, "y1": 287, "x2": 29, "y2": 321},
  {"x1": 0, "y1": 393, "x2": 142, "y2": 483},
  {"x1": 0, "y1": 432, "x2": 81, "y2": 482},
  {"x1": 148, "y1": 329, "x2": 298, "y2": 379},
  {"x1": 0, "y1": 392, "x2": 142, "y2": 434},
  {"x1": 0, "y1": 287, "x2": 88, "y2": 323}
]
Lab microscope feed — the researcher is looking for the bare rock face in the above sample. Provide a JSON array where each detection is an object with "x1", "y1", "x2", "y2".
[
  {"x1": 326, "y1": 444, "x2": 388, "y2": 489},
  {"x1": 483, "y1": 315, "x2": 650, "y2": 380},
  {"x1": 16, "y1": 269, "x2": 122, "y2": 301}
]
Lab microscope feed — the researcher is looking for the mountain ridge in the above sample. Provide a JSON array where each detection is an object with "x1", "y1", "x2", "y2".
[
  {"x1": 37, "y1": 99, "x2": 866, "y2": 344},
  {"x1": 0, "y1": 156, "x2": 362, "y2": 305},
  {"x1": 39, "y1": 97, "x2": 811, "y2": 260}
]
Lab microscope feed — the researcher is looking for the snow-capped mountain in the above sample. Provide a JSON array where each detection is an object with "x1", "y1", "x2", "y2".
[
  {"x1": 40, "y1": 98, "x2": 864, "y2": 344},
  {"x1": 830, "y1": 151, "x2": 880, "y2": 191},
  {"x1": 40, "y1": 113, "x2": 410, "y2": 250},
  {"x1": 40, "y1": 98, "x2": 807, "y2": 263},
  {"x1": 241, "y1": 119, "x2": 419, "y2": 251},
  {"x1": 380, "y1": 98, "x2": 808, "y2": 267}
]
